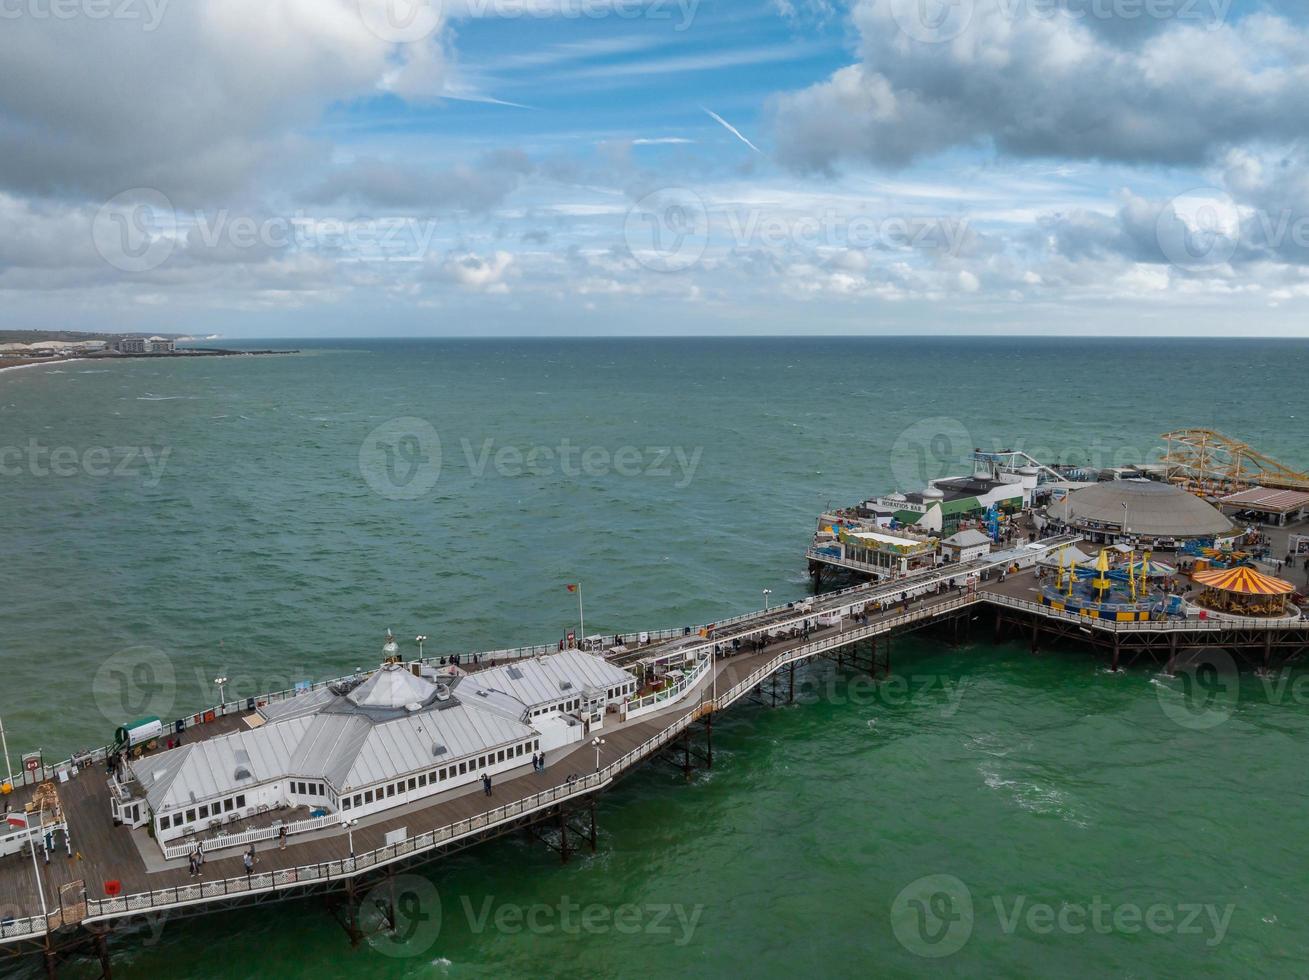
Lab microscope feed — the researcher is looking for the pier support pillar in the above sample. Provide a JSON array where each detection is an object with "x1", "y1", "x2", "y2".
[
  {"x1": 558, "y1": 806, "x2": 571, "y2": 864},
  {"x1": 38, "y1": 925, "x2": 115, "y2": 979},
  {"x1": 329, "y1": 877, "x2": 395, "y2": 949},
  {"x1": 1111, "y1": 633, "x2": 1121, "y2": 673},
  {"x1": 702, "y1": 714, "x2": 713, "y2": 770}
]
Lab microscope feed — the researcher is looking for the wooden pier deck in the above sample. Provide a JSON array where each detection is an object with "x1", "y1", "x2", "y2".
[{"x1": 3, "y1": 535, "x2": 1306, "y2": 965}]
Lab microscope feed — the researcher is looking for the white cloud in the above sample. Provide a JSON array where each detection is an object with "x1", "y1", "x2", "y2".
[
  {"x1": 771, "y1": 3, "x2": 1309, "y2": 171},
  {"x1": 430, "y1": 250, "x2": 516, "y2": 292},
  {"x1": 0, "y1": 0, "x2": 449, "y2": 203}
]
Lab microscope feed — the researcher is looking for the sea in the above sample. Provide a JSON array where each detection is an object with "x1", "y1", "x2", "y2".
[{"x1": 1, "y1": 337, "x2": 1308, "y2": 978}]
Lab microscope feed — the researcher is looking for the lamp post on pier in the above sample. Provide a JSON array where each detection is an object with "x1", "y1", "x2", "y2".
[
  {"x1": 214, "y1": 676, "x2": 229, "y2": 706},
  {"x1": 591, "y1": 736, "x2": 605, "y2": 772},
  {"x1": 762, "y1": 588, "x2": 773, "y2": 611},
  {"x1": 342, "y1": 817, "x2": 358, "y2": 866},
  {"x1": 416, "y1": 635, "x2": 428, "y2": 659}
]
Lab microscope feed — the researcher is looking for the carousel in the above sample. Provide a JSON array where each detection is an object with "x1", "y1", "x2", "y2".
[
  {"x1": 1040, "y1": 547, "x2": 1178, "y2": 621},
  {"x1": 1191, "y1": 566, "x2": 1298, "y2": 618}
]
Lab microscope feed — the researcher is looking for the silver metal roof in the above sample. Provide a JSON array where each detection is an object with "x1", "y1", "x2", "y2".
[
  {"x1": 1047, "y1": 480, "x2": 1234, "y2": 537},
  {"x1": 943, "y1": 529, "x2": 992, "y2": 547},
  {"x1": 346, "y1": 664, "x2": 438, "y2": 709},
  {"x1": 458, "y1": 650, "x2": 634, "y2": 709},
  {"x1": 134, "y1": 659, "x2": 556, "y2": 811}
]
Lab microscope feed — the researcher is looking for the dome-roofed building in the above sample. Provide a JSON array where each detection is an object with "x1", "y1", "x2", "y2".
[{"x1": 1045, "y1": 479, "x2": 1237, "y2": 546}]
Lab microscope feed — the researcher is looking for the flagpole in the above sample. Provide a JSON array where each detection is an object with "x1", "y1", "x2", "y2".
[
  {"x1": 578, "y1": 584, "x2": 585, "y2": 645},
  {"x1": 0, "y1": 714, "x2": 13, "y2": 788}
]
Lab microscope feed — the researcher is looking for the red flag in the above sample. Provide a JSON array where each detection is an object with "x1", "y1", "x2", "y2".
[{"x1": 565, "y1": 584, "x2": 578, "y2": 593}]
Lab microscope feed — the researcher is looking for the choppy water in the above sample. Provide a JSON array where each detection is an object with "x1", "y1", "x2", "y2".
[{"x1": 2, "y1": 337, "x2": 1308, "y2": 978}]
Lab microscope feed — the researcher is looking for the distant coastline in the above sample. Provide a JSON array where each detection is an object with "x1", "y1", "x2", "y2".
[
  {"x1": 0, "y1": 348, "x2": 298, "y2": 376},
  {"x1": 0, "y1": 357, "x2": 88, "y2": 374}
]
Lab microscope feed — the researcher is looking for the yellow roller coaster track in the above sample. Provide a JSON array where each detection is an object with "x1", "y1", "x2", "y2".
[{"x1": 1160, "y1": 428, "x2": 1309, "y2": 493}]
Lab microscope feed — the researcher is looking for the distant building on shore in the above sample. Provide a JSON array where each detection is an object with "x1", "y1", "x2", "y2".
[{"x1": 115, "y1": 336, "x2": 176, "y2": 353}]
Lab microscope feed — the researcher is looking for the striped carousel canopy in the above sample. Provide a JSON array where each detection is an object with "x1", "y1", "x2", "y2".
[{"x1": 1192, "y1": 566, "x2": 1295, "y2": 596}]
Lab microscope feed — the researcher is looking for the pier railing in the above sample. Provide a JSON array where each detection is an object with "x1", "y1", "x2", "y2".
[
  {"x1": 160, "y1": 812, "x2": 341, "y2": 861},
  {"x1": 81, "y1": 702, "x2": 713, "y2": 925},
  {"x1": 985, "y1": 592, "x2": 1308, "y2": 632},
  {"x1": 12, "y1": 542, "x2": 1084, "y2": 937},
  {"x1": 7, "y1": 539, "x2": 1079, "y2": 793},
  {"x1": 625, "y1": 652, "x2": 714, "y2": 721},
  {"x1": 68, "y1": 589, "x2": 992, "y2": 931}
]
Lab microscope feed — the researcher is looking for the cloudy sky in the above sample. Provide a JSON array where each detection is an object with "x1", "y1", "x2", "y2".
[{"x1": 2, "y1": 0, "x2": 1308, "y2": 337}]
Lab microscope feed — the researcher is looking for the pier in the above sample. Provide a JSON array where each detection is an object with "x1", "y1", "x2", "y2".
[{"x1": 4, "y1": 533, "x2": 1307, "y2": 974}]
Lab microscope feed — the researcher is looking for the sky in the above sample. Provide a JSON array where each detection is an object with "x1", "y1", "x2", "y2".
[{"x1": 2, "y1": 0, "x2": 1309, "y2": 337}]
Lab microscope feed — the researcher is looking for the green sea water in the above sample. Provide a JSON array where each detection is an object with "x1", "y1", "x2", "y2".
[{"x1": 2, "y1": 337, "x2": 1308, "y2": 978}]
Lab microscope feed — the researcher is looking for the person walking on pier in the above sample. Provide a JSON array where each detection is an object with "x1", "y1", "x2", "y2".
[
  {"x1": 243, "y1": 847, "x2": 255, "y2": 877},
  {"x1": 482, "y1": 773, "x2": 492, "y2": 796},
  {"x1": 279, "y1": 825, "x2": 288, "y2": 850}
]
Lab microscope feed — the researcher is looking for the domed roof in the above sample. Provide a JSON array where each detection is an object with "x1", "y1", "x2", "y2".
[
  {"x1": 347, "y1": 664, "x2": 438, "y2": 709},
  {"x1": 1048, "y1": 479, "x2": 1233, "y2": 537}
]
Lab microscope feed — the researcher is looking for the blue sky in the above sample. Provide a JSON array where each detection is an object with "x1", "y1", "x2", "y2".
[{"x1": 3, "y1": 0, "x2": 1309, "y2": 336}]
